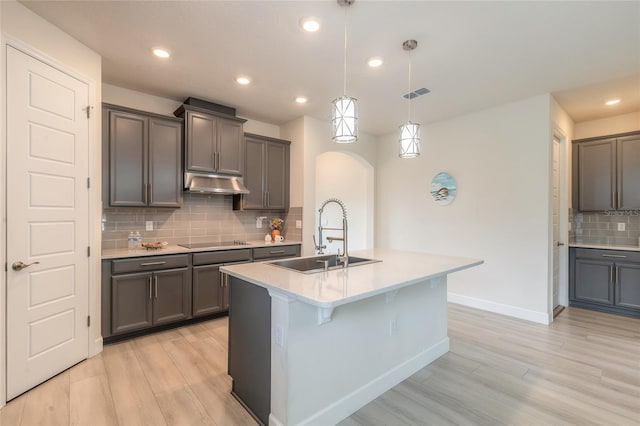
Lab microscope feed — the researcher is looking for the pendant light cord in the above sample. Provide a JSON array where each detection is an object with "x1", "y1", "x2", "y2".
[
  {"x1": 407, "y1": 48, "x2": 412, "y2": 122},
  {"x1": 343, "y1": 5, "x2": 348, "y2": 96}
]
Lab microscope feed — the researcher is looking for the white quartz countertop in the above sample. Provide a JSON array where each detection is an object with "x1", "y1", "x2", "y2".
[
  {"x1": 101, "y1": 240, "x2": 302, "y2": 260},
  {"x1": 221, "y1": 249, "x2": 483, "y2": 308},
  {"x1": 569, "y1": 242, "x2": 640, "y2": 252}
]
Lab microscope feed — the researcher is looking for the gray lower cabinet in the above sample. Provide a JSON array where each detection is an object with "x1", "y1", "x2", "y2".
[
  {"x1": 192, "y1": 249, "x2": 253, "y2": 317},
  {"x1": 234, "y1": 133, "x2": 290, "y2": 211},
  {"x1": 570, "y1": 248, "x2": 640, "y2": 318},
  {"x1": 573, "y1": 132, "x2": 640, "y2": 211},
  {"x1": 103, "y1": 254, "x2": 191, "y2": 339},
  {"x1": 104, "y1": 103, "x2": 182, "y2": 208}
]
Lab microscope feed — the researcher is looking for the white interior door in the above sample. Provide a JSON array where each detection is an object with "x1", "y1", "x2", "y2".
[
  {"x1": 6, "y1": 45, "x2": 90, "y2": 400},
  {"x1": 552, "y1": 137, "x2": 561, "y2": 309}
]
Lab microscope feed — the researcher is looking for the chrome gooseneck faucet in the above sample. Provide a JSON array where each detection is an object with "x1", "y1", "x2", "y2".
[{"x1": 314, "y1": 198, "x2": 349, "y2": 266}]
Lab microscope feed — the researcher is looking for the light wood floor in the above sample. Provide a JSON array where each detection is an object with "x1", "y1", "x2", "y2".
[{"x1": 1, "y1": 305, "x2": 639, "y2": 426}]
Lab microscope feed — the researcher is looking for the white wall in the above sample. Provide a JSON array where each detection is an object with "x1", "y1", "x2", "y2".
[
  {"x1": 574, "y1": 111, "x2": 640, "y2": 139},
  {"x1": 289, "y1": 116, "x2": 377, "y2": 256},
  {"x1": 1, "y1": 0, "x2": 102, "y2": 405},
  {"x1": 375, "y1": 95, "x2": 553, "y2": 323},
  {"x1": 315, "y1": 152, "x2": 374, "y2": 252},
  {"x1": 102, "y1": 83, "x2": 281, "y2": 138}
]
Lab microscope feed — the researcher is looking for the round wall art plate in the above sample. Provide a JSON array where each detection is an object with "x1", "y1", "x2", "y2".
[{"x1": 431, "y1": 172, "x2": 457, "y2": 206}]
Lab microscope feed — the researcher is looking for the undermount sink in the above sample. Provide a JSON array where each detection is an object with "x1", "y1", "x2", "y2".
[{"x1": 269, "y1": 255, "x2": 381, "y2": 274}]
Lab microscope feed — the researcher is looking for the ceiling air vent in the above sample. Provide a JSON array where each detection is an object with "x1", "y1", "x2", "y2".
[{"x1": 403, "y1": 87, "x2": 431, "y2": 99}]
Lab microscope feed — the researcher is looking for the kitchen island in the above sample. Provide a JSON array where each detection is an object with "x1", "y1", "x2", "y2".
[{"x1": 221, "y1": 249, "x2": 483, "y2": 426}]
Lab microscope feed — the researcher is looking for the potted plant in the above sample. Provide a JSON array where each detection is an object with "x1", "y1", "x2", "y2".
[{"x1": 269, "y1": 217, "x2": 284, "y2": 242}]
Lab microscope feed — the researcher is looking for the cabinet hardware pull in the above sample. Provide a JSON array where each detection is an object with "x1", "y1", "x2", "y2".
[
  {"x1": 602, "y1": 254, "x2": 627, "y2": 258},
  {"x1": 617, "y1": 191, "x2": 621, "y2": 210},
  {"x1": 220, "y1": 270, "x2": 224, "y2": 288},
  {"x1": 149, "y1": 183, "x2": 153, "y2": 204},
  {"x1": 154, "y1": 276, "x2": 158, "y2": 299},
  {"x1": 140, "y1": 261, "x2": 167, "y2": 266},
  {"x1": 144, "y1": 183, "x2": 148, "y2": 204},
  {"x1": 267, "y1": 192, "x2": 270, "y2": 206},
  {"x1": 613, "y1": 266, "x2": 617, "y2": 285},
  {"x1": 612, "y1": 192, "x2": 615, "y2": 210},
  {"x1": 610, "y1": 266, "x2": 614, "y2": 285},
  {"x1": 148, "y1": 276, "x2": 152, "y2": 299},
  {"x1": 270, "y1": 250, "x2": 285, "y2": 254}
]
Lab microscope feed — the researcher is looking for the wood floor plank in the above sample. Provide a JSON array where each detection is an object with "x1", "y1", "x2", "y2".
[
  {"x1": 69, "y1": 375, "x2": 118, "y2": 426},
  {"x1": 102, "y1": 340, "x2": 168, "y2": 426},
  {"x1": 19, "y1": 371, "x2": 70, "y2": 426},
  {"x1": 0, "y1": 394, "x2": 25, "y2": 426}
]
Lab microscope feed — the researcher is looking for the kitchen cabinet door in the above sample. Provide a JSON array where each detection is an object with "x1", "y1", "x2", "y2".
[
  {"x1": 111, "y1": 272, "x2": 153, "y2": 335},
  {"x1": 152, "y1": 268, "x2": 191, "y2": 325},
  {"x1": 192, "y1": 264, "x2": 224, "y2": 317},
  {"x1": 109, "y1": 110, "x2": 147, "y2": 207},
  {"x1": 241, "y1": 136, "x2": 267, "y2": 209},
  {"x1": 186, "y1": 111, "x2": 217, "y2": 173},
  {"x1": 577, "y1": 139, "x2": 616, "y2": 211},
  {"x1": 217, "y1": 118, "x2": 244, "y2": 175},
  {"x1": 148, "y1": 118, "x2": 182, "y2": 207},
  {"x1": 615, "y1": 262, "x2": 640, "y2": 311},
  {"x1": 617, "y1": 135, "x2": 640, "y2": 210},
  {"x1": 266, "y1": 141, "x2": 288, "y2": 210},
  {"x1": 574, "y1": 258, "x2": 614, "y2": 305}
]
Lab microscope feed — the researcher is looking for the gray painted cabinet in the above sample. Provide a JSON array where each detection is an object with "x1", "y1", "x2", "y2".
[
  {"x1": 111, "y1": 272, "x2": 153, "y2": 335},
  {"x1": 104, "y1": 104, "x2": 182, "y2": 208},
  {"x1": 192, "y1": 264, "x2": 224, "y2": 316},
  {"x1": 573, "y1": 132, "x2": 640, "y2": 211},
  {"x1": 569, "y1": 247, "x2": 640, "y2": 318},
  {"x1": 234, "y1": 133, "x2": 290, "y2": 211},
  {"x1": 176, "y1": 105, "x2": 247, "y2": 176}
]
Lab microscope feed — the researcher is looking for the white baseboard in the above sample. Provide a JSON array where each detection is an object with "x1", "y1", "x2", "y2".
[
  {"x1": 448, "y1": 292, "x2": 550, "y2": 325},
  {"x1": 291, "y1": 338, "x2": 450, "y2": 426},
  {"x1": 89, "y1": 336, "x2": 103, "y2": 357}
]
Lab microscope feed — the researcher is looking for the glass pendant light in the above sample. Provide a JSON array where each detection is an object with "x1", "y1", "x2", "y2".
[
  {"x1": 399, "y1": 40, "x2": 420, "y2": 158},
  {"x1": 331, "y1": 0, "x2": 358, "y2": 143}
]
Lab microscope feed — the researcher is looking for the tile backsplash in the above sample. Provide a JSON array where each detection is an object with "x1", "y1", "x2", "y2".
[
  {"x1": 102, "y1": 193, "x2": 302, "y2": 250},
  {"x1": 571, "y1": 208, "x2": 640, "y2": 246}
]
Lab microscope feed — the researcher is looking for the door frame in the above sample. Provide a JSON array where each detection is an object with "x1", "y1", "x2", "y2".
[
  {"x1": 1, "y1": 35, "x2": 101, "y2": 407},
  {"x1": 549, "y1": 126, "x2": 570, "y2": 321}
]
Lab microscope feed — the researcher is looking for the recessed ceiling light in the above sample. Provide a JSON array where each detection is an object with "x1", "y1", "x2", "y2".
[
  {"x1": 152, "y1": 48, "x2": 170, "y2": 59},
  {"x1": 295, "y1": 96, "x2": 308, "y2": 104},
  {"x1": 605, "y1": 99, "x2": 621, "y2": 106},
  {"x1": 300, "y1": 17, "x2": 320, "y2": 32},
  {"x1": 236, "y1": 76, "x2": 251, "y2": 85},
  {"x1": 367, "y1": 56, "x2": 383, "y2": 68}
]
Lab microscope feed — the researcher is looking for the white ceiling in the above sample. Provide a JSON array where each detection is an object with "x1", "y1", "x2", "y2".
[{"x1": 21, "y1": 0, "x2": 640, "y2": 135}]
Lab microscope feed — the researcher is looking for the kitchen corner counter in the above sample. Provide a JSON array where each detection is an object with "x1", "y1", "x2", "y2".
[
  {"x1": 221, "y1": 248, "x2": 483, "y2": 309},
  {"x1": 569, "y1": 242, "x2": 640, "y2": 252},
  {"x1": 101, "y1": 240, "x2": 302, "y2": 259}
]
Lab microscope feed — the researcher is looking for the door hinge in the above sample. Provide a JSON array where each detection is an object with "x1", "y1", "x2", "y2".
[
  {"x1": 87, "y1": 177, "x2": 90, "y2": 188},
  {"x1": 87, "y1": 246, "x2": 91, "y2": 257},
  {"x1": 87, "y1": 316, "x2": 91, "y2": 327},
  {"x1": 85, "y1": 105, "x2": 94, "y2": 119}
]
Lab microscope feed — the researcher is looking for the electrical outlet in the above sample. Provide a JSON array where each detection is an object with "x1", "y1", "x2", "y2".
[
  {"x1": 618, "y1": 222, "x2": 626, "y2": 231},
  {"x1": 296, "y1": 220, "x2": 302, "y2": 229},
  {"x1": 275, "y1": 325, "x2": 285, "y2": 347},
  {"x1": 145, "y1": 221, "x2": 153, "y2": 231},
  {"x1": 568, "y1": 222, "x2": 572, "y2": 231}
]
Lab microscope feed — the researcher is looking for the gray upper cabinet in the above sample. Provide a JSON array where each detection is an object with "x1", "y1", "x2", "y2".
[
  {"x1": 104, "y1": 104, "x2": 182, "y2": 208},
  {"x1": 573, "y1": 132, "x2": 640, "y2": 211},
  {"x1": 617, "y1": 135, "x2": 640, "y2": 210},
  {"x1": 176, "y1": 105, "x2": 246, "y2": 176},
  {"x1": 234, "y1": 133, "x2": 290, "y2": 211}
]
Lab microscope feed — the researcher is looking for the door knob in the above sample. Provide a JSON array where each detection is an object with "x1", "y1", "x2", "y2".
[
  {"x1": 12, "y1": 261, "x2": 40, "y2": 271},
  {"x1": 556, "y1": 242, "x2": 565, "y2": 247}
]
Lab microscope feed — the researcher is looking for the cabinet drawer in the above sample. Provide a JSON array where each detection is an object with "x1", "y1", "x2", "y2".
[
  {"x1": 253, "y1": 244, "x2": 300, "y2": 260},
  {"x1": 193, "y1": 249, "x2": 252, "y2": 266},
  {"x1": 574, "y1": 248, "x2": 640, "y2": 263},
  {"x1": 112, "y1": 254, "x2": 189, "y2": 274}
]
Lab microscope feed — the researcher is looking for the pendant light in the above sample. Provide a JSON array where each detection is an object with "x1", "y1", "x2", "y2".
[
  {"x1": 399, "y1": 39, "x2": 420, "y2": 158},
  {"x1": 331, "y1": 0, "x2": 358, "y2": 143}
]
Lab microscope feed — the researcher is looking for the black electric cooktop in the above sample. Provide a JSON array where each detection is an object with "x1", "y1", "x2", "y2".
[{"x1": 178, "y1": 240, "x2": 249, "y2": 249}]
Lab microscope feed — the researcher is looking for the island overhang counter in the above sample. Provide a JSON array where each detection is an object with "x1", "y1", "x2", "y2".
[{"x1": 221, "y1": 249, "x2": 483, "y2": 426}]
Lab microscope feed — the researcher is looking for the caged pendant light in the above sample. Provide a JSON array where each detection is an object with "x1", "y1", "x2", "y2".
[
  {"x1": 399, "y1": 39, "x2": 420, "y2": 158},
  {"x1": 331, "y1": 0, "x2": 358, "y2": 143}
]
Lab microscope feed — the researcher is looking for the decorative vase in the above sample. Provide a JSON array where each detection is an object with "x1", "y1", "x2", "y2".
[{"x1": 271, "y1": 229, "x2": 281, "y2": 242}]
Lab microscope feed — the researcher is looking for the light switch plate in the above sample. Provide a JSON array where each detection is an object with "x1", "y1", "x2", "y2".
[
  {"x1": 618, "y1": 222, "x2": 626, "y2": 231},
  {"x1": 146, "y1": 221, "x2": 153, "y2": 231},
  {"x1": 296, "y1": 220, "x2": 302, "y2": 229}
]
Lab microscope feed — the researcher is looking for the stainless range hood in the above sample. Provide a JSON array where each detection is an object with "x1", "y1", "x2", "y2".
[{"x1": 184, "y1": 172, "x2": 250, "y2": 195}]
